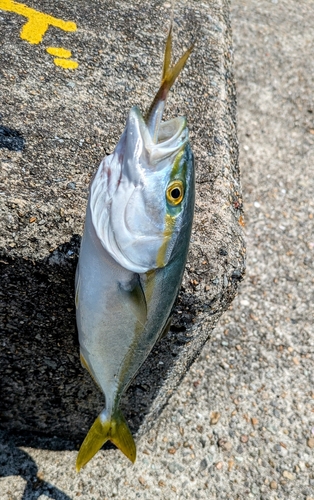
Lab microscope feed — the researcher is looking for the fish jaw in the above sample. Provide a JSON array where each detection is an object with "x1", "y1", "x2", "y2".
[{"x1": 90, "y1": 106, "x2": 192, "y2": 274}]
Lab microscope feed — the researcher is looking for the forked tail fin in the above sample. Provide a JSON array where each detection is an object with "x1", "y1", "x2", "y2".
[
  {"x1": 76, "y1": 409, "x2": 136, "y2": 471},
  {"x1": 146, "y1": 23, "x2": 194, "y2": 143}
]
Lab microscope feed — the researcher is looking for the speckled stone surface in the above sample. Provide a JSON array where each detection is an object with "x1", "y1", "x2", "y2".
[
  {"x1": 1, "y1": 0, "x2": 314, "y2": 499},
  {"x1": 0, "y1": 0, "x2": 244, "y2": 443}
]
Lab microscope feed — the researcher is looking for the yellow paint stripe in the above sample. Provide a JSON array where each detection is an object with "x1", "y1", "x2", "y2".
[
  {"x1": 0, "y1": 0, "x2": 77, "y2": 44},
  {"x1": 53, "y1": 58, "x2": 78, "y2": 69},
  {"x1": 46, "y1": 47, "x2": 71, "y2": 58}
]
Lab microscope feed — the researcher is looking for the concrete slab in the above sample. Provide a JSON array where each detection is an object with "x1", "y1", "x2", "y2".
[
  {"x1": 1, "y1": 0, "x2": 313, "y2": 499},
  {"x1": 0, "y1": 0, "x2": 244, "y2": 445}
]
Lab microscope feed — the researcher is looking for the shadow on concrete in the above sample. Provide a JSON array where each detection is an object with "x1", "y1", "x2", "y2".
[
  {"x1": 0, "y1": 235, "x2": 201, "y2": 449},
  {"x1": 0, "y1": 432, "x2": 72, "y2": 499},
  {"x1": 0, "y1": 116, "x2": 25, "y2": 152}
]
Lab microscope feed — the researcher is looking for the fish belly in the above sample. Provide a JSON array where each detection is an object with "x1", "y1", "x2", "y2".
[{"x1": 76, "y1": 204, "x2": 139, "y2": 414}]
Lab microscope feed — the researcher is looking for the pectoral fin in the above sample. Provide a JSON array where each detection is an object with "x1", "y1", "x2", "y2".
[
  {"x1": 158, "y1": 316, "x2": 172, "y2": 342},
  {"x1": 119, "y1": 276, "x2": 147, "y2": 325}
]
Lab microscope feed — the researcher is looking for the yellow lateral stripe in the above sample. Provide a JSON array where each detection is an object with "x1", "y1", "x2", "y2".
[
  {"x1": 156, "y1": 213, "x2": 175, "y2": 268},
  {"x1": 171, "y1": 149, "x2": 184, "y2": 177},
  {"x1": 0, "y1": 0, "x2": 77, "y2": 44}
]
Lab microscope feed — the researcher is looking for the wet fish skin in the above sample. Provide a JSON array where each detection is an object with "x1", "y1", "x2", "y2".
[{"x1": 75, "y1": 25, "x2": 194, "y2": 471}]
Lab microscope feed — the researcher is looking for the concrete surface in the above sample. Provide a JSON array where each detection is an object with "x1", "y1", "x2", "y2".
[
  {"x1": 1, "y1": 0, "x2": 314, "y2": 499},
  {"x1": 0, "y1": 0, "x2": 244, "y2": 443}
]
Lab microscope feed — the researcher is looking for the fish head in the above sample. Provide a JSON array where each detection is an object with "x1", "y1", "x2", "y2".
[{"x1": 90, "y1": 106, "x2": 194, "y2": 274}]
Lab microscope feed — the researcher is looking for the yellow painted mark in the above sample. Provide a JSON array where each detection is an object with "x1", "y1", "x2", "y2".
[
  {"x1": 53, "y1": 57, "x2": 78, "y2": 69},
  {"x1": 0, "y1": 0, "x2": 79, "y2": 69},
  {"x1": 0, "y1": 0, "x2": 77, "y2": 44},
  {"x1": 46, "y1": 46, "x2": 71, "y2": 58},
  {"x1": 46, "y1": 48, "x2": 78, "y2": 69}
]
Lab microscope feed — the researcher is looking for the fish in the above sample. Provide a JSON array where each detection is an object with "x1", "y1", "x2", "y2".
[{"x1": 75, "y1": 23, "x2": 195, "y2": 471}]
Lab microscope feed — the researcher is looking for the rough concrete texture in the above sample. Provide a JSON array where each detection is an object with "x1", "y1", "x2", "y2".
[
  {"x1": 1, "y1": 0, "x2": 314, "y2": 500},
  {"x1": 0, "y1": 0, "x2": 244, "y2": 443}
]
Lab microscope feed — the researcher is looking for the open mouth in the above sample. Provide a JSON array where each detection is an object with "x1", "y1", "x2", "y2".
[{"x1": 157, "y1": 116, "x2": 187, "y2": 144}]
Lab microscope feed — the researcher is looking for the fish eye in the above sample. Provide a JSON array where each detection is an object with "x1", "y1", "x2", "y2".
[{"x1": 166, "y1": 181, "x2": 184, "y2": 205}]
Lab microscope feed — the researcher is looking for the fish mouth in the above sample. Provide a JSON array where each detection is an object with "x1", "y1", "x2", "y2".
[
  {"x1": 150, "y1": 115, "x2": 188, "y2": 163},
  {"x1": 127, "y1": 106, "x2": 188, "y2": 167},
  {"x1": 157, "y1": 116, "x2": 187, "y2": 144}
]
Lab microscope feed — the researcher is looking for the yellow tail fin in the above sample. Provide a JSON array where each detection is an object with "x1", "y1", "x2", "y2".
[
  {"x1": 145, "y1": 22, "x2": 194, "y2": 142},
  {"x1": 161, "y1": 25, "x2": 194, "y2": 91},
  {"x1": 76, "y1": 410, "x2": 136, "y2": 471},
  {"x1": 147, "y1": 24, "x2": 194, "y2": 118}
]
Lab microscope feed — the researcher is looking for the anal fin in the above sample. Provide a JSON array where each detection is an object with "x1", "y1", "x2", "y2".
[{"x1": 80, "y1": 352, "x2": 101, "y2": 390}]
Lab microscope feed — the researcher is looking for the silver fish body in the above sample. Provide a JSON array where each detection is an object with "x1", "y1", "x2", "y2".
[{"x1": 75, "y1": 28, "x2": 194, "y2": 471}]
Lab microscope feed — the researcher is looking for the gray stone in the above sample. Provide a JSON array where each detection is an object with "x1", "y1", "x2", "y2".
[
  {"x1": 199, "y1": 458, "x2": 208, "y2": 471},
  {"x1": 168, "y1": 462, "x2": 185, "y2": 474}
]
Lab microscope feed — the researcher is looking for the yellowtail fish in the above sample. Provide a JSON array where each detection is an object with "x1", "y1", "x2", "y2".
[{"x1": 75, "y1": 24, "x2": 195, "y2": 471}]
